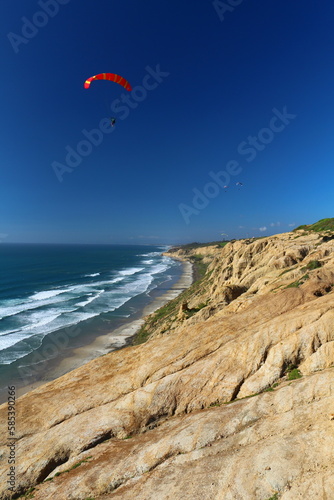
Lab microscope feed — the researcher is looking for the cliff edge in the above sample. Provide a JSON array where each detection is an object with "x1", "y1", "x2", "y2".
[{"x1": 1, "y1": 221, "x2": 334, "y2": 499}]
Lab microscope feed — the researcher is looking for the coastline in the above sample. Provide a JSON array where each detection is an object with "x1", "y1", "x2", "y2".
[{"x1": 15, "y1": 259, "x2": 193, "y2": 399}]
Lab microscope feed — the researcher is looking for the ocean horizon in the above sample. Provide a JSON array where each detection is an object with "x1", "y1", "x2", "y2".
[{"x1": 0, "y1": 243, "x2": 182, "y2": 398}]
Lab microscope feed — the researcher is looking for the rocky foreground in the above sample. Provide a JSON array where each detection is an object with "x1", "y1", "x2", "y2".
[{"x1": 1, "y1": 224, "x2": 334, "y2": 499}]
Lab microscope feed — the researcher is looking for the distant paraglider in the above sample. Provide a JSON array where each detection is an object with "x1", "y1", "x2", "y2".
[{"x1": 221, "y1": 182, "x2": 244, "y2": 193}]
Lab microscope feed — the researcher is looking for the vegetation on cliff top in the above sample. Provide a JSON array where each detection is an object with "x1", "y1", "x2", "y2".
[
  {"x1": 294, "y1": 217, "x2": 334, "y2": 232},
  {"x1": 169, "y1": 218, "x2": 334, "y2": 253},
  {"x1": 165, "y1": 240, "x2": 228, "y2": 251}
]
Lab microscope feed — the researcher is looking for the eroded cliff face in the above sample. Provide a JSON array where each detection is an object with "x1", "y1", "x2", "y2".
[{"x1": 0, "y1": 230, "x2": 334, "y2": 499}]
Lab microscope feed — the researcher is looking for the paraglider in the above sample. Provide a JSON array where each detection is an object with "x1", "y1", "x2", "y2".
[
  {"x1": 84, "y1": 73, "x2": 132, "y2": 91},
  {"x1": 84, "y1": 73, "x2": 132, "y2": 128}
]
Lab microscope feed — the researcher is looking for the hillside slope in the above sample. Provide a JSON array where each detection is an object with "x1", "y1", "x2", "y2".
[{"x1": 1, "y1": 226, "x2": 334, "y2": 499}]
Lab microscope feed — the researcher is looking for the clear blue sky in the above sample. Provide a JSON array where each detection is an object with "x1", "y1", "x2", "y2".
[{"x1": 1, "y1": 0, "x2": 334, "y2": 244}]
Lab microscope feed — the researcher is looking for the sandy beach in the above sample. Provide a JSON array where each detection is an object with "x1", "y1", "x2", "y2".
[{"x1": 15, "y1": 260, "x2": 193, "y2": 399}]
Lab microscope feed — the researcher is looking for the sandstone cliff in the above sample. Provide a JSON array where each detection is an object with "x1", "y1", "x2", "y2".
[{"x1": 1, "y1": 225, "x2": 334, "y2": 499}]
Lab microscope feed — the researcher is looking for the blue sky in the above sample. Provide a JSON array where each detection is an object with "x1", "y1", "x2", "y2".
[{"x1": 1, "y1": 0, "x2": 334, "y2": 244}]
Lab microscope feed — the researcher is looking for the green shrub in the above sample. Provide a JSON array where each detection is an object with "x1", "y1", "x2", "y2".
[
  {"x1": 284, "y1": 274, "x2": 309, "y2": 288},
  {"x1": 186, "y1": 301, "x2": 209, "y2": 317},
  {"x1": 305, "y1": 260, "x2": 322, "y2": 270},
  {"x1": 18, "y1": 488, "x2": 36, "y2": 499},
  {"x1": 287, "y1": 368, "x2": 302, "y2": 380}
]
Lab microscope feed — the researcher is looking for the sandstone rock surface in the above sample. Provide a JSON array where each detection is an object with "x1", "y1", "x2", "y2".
[{"x1": 0, "y1": 230, "x2": 334, "y2": 499}]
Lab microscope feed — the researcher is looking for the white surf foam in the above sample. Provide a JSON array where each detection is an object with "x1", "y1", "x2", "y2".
[
  {"x1": 0, "y1": 251, "x2": 177, "y2": 366},
  {"x1": 118, "y1": 267, "x2": 144, "y2": 276},
  {"x1": 31, "y1": 288, "x2": 69, "y2": 301},
  {"x1": 76, "y1": 290, "x2": 105, "y2": 307}
]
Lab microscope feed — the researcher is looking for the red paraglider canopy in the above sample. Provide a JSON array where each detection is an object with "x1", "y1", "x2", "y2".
[{"x1": 84, "y1": 73, "x2": 132, "y2": 91}]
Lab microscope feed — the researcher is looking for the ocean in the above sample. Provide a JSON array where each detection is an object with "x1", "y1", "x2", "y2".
[{"x1": 0, "y1": 243, "x2": 182, "y2": 400}]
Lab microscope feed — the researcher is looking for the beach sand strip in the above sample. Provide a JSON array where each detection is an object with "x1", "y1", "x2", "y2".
[{"x1": 16, "y1": 260, "x2": 193, "y2": 398}]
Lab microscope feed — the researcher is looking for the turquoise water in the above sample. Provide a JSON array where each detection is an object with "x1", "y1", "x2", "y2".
[{"x1": 0, "y1": 244, "x2": 181, "y2": 396}]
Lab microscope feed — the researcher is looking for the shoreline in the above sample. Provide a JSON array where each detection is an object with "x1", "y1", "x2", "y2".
[{"x1": 15, "y1": 259, "x2": 193, "y2": 399}]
